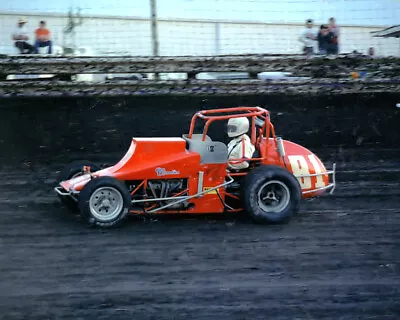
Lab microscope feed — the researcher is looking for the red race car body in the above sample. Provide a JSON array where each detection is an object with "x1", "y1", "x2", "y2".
[{"x1": 55, "y1": 106, "x2": 335, "y2": 227}]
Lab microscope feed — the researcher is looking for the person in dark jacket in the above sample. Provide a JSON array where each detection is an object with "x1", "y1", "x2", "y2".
[{"x1": 317, "y1": 24, "x2": 335, "y2": 54}]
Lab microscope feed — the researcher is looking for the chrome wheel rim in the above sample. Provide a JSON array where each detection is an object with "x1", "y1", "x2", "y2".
[
  {"x1": 257, "y1": 180, "x2": 290, "y2": 213},
  {"x1": 89, "y1": 187, "x2": 124, "y2": 222}
]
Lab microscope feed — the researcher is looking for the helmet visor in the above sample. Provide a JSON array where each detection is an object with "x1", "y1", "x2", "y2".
[{"x1": 227, "y1": 124, "x2": 238, "y2": 133}]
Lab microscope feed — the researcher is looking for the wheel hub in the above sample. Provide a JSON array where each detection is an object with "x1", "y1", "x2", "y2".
[
  {"x1": 89, "y1": 186, "x2": 124, "y2": 222},
  {"x1": 101, "y1": 199, "x2": 111, "y2": 208},
  {"x1": 264, "y1": 191, "x2": 278, "y2": 202},
  {"x1": 257, "y1": 180, "x2": 290, "y2": 213}
]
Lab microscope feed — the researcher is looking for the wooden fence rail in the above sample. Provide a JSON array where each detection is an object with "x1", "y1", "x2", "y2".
[
  {"x1": 1, "y1": 54, "x2": 399, "y2": 77},
  {"x1": 0, "y1": 54, "x2": 399, "y2": 97},
  {"x1": 1, "y1": 79, "x2": 399, "y2": 98}
]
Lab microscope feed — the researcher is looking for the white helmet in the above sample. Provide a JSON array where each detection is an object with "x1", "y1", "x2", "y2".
[{"x1": 227, "y1": 117, "x2": 249, "y2": 138}]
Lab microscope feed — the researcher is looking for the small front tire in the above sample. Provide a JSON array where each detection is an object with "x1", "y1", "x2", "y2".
[{"x1": 79, "y1": 177, "x2": 131, "y2": 227}]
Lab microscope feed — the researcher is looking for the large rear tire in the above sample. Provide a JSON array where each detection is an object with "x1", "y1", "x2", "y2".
[
  {"x1": 58, "y1": 160, "x2": 100, "y2": 213},
  {"x1": 79, "y1": 176, "x2": 131, "y2": 228},
  {"x1": 241, "y1": 165, "x2": 302, "y2": 224}
]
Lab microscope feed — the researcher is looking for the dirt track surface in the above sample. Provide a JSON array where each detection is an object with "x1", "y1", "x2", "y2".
[{"x1": 0, "y1": 147, "x2": 399, "y2": 320}]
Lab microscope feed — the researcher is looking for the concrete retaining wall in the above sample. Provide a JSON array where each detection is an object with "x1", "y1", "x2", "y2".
[{"x1": 0, "y1": 93, "x2": 399, "y2": 167}]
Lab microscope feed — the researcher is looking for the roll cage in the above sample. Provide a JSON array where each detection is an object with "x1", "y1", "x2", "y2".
[
  {"x1": 187, "y1": 106, "x2": 336, "y2": 193},
  {"x1": 187, "y1": 106, "x2": 278, "y2": 163}
]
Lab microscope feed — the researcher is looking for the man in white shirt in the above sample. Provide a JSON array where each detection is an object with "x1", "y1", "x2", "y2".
[
  {"x1": 12, "y1": 18, "x2": 34, "y2": 54},
  {"x1": 299, "y1": 19, "x2": 317, "y2": 56},
  {"x1": 227, "y1": 117, "x2": 255, "y2": 170}
]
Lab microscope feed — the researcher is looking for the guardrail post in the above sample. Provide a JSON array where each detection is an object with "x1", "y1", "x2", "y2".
[
  {"x1": 150, "y1": 0, "x2": 159, "y2": 57},
  {"x1": 150, "y1": 0, "x2": 160, "y2": 80},
  {"x1": 215, "y1": 22, "x2": 221, "y2": 56}
]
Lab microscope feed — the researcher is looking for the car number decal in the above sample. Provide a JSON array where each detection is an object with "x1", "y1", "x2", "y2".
[{"x1": 287, "y1": 154, "x2": 325, "y2": 189}]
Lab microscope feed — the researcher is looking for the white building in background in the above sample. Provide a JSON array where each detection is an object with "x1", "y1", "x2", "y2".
[{"x1": 0, "y1": 10, "x2": 399, "y2": 56}]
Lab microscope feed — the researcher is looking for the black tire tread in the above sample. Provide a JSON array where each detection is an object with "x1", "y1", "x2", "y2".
[
  {"x1": 241, "y1": 165, "x2": 302, "y2": 224},
  {"x1": 78, "y1": 176, "x2": 131, "y2": 228}
]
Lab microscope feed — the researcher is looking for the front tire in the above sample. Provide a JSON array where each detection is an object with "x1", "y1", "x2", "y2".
[
  {"x1": 241, "y1": 165, "x2": 302, "y2": 224},
  {"x1": 79, "y1": 177, "x2": 131, "y2": 227}
]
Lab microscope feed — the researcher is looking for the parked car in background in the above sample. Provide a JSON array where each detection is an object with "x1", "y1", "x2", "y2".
[{"x1": 196, "y1": 72, "x2": 311, "y2": 80}]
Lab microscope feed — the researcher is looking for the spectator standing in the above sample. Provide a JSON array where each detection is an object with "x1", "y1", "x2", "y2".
[
  {"x1": 317, "y1": 24, "x2": 335, "y2": 54},
  {"x1": 34, "y1": 21, "x2": 52, "y2": 54},
  {"x1": 12, "y1": 17, "x2": 34, "y2": 54},
  {"x1": 368, "y1": 47, "x2": 375, "y2": 56},
  {"x1": 299, "y1": 19, "x2": 317, "y2": 56},
  {"x1": 328, "y1": 17, "x2": 339, "y2": 54}
]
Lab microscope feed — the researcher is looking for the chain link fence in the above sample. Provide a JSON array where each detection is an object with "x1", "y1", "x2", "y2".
[{"x1": 1, "y1": 0, "x2": 399, "y2": 56}]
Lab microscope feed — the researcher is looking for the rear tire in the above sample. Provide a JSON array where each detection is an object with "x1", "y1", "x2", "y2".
[
  {"x1": 241, "y1": 165, "x2": 301, "y2": 224},
  {"x1": 79, "y1": 176, "x2": 131, "y2": 228},
  {"x1": 58, "y1": 160, "x2": 100, "y2": 213}
]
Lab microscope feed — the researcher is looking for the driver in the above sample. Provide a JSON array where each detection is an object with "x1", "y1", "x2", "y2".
[{"x1": 227, "y1": 117, "x2": 255, "y2": 170}]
